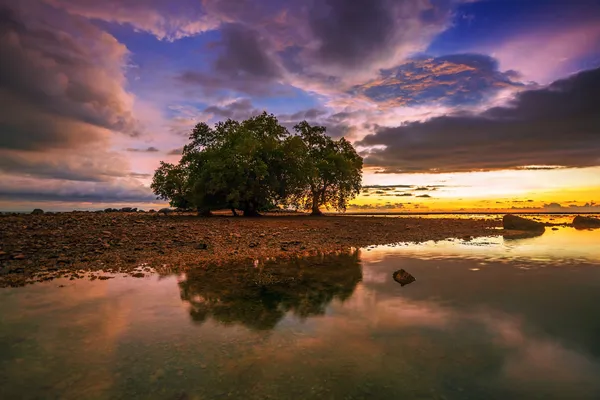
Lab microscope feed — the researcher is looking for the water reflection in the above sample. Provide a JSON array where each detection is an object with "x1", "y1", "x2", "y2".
[
  {"x1": 178, "y1": 251, "x2": 362, "y2": 330},
  {"x1": 1, "y1": 229, "x2": 600, "y2": 399}
]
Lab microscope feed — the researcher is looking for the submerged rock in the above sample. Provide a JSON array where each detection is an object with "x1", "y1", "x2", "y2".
[
  {"x1": 502, "y1": 214, "x2": 545, "y2": 232},
  {"x1": 393, "y1": 269, "x2": 416, "y2": 286},
  {"x1": 572, "y1": 215, "x2": 600, "y2": 229}
]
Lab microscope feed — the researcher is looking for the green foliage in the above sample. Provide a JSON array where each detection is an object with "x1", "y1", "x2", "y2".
[
  {"x1": 289, "y1": 121, "x2": 363, "y2": 215},
  {"x1": 150, "y1": 161, "x2": 191, "y2": 209},
  {"x1": 151, "y1": 112, "x2": 363, "y2": 216}
]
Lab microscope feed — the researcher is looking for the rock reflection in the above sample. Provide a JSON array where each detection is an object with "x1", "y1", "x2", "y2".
[{"x1": 178, "y1": 251, "x2": 362, "y2": 330}]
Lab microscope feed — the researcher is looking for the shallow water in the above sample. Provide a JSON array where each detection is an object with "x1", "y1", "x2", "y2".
[{"x1": 1, "y1": 227, "x2": 600, "y2": 399}]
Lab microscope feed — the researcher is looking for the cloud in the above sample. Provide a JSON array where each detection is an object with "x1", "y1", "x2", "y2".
[
  {"x1": 203, "y1": 98, "x2": 262, "y2": 120},
  {"x1": 126, "y1": 147, "x2": 160, "y2": 153},
  {"x1": 0, "y1": 1, "x2": 152, "y2": 206},
  {"x1": 0, "y1": 149, "x2": 132, "y2": 182},
  {"x1": 348, "y1": 202, "x2": 405, "y2": 211},
  {"x1": 0, "y1": 1, "x2": 138, "y2": 152},
  {"x1": 167, "y1": 148, "x2": 183, "y2": 156},
  {"x1": 177, "y1": 0, "x2": 463, "y2": 96},
  {"x1": 41, "y1": 0, "x2": 217, "y2": 40},
  {"x1": 354, "y1": 54, "x2": 524, "y2": 107},
  {"x1": 178, "y1": 23, "x2": 284, "y2": 96},
  {"x1": 492, "y1": 21, "x2": 600, "y2": 84},
  {"x1": 0, "y1": 174, "x2": 155, "y2": 203},
  {"x1": 358, "y1": 67, "x2": 600, "y2": 173},
  {"x1": 303, "y1": 0, "x2": 453, "y2": 81}
]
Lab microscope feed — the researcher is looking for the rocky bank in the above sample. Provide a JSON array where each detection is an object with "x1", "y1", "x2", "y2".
[{"x1": 0, "y1": 212, "x2": 500, "y2": 287}]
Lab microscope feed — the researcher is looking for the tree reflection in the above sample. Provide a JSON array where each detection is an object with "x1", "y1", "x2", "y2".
[{"x1": 178, "y1": 251, "x2": 362, "y2": 330}]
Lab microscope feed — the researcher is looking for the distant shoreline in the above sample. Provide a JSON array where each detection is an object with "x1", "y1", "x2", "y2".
[
  {"x1": 1, "y1": 210, "x2": 599, "y2": 215},
  {"x1": 341, "y1": 211, "x2": 600, "y2": 216}
]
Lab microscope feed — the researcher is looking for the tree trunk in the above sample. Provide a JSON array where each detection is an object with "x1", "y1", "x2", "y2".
[
  {"x1": 310, "y1": 195, "x2": 323, "y2": 216},
  {"x1": 197, "y1": 207, "x2": 213, "y2": 217},
  {"x1": 242, "y1": 201, "x2": 261, "y2": 217}
]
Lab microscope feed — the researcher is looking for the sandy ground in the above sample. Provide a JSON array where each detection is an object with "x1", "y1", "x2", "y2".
[{"x1": 0, "y1": 212, "x2": 502, "y2": 287}]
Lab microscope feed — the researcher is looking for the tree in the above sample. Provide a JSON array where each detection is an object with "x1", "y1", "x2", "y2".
[
  {"x1": 179, "y1": 112, "x2": 291, "y2": 216},
  {"x1": 151, "y1": 113, "x2": 363, "y2": 217},
  {"x1": 150, "y1": 161, "x2": 191, "y2": 209},
  {"x1": 290, "y1": 121, "x2": 363, "y2": 215}
]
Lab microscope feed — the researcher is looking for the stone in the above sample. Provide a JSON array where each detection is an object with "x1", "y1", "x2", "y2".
[
  {"x1": 195, "y1": 243, "x2": 208, "y2": 250},
  {"x1": 502, "y1": 214, "x2": 545, "y2": 232},
  {"x1": 159, "y1": 208, "x2": 173, "y2": 215},
  {"x1": 572, "y1": 215, "x2": 600, "y2": 229},
  {"x1": 31, "y1": 209, "x2": 44, "y2": 215},
  {"x1": 12, "y1": 254, "x2": 26, "y2": 260},
  {"x1": 393, "y1": 269, "x2": 416, "y2": 286}
]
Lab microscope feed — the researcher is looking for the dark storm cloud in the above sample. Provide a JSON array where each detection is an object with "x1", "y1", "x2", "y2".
[
  {"x1": 358, "y1": 67, "x2": 600, "y2": 173},
  {"x1": 126, "y1": 147, "x2": 160, "y2": 153},
  {"x1": 354, "y1": 54, "x2": 523, "y2": 107},
  {"x1": 215, "y1": 23, "x2": 281, "y2": 79},
  {"x1": 204, "y1": 99, "x2": 261, "y2": 120},
  {"x1": 0, "y1": 2, "x2": 138, "y2": 151},
  {"x1": 309, "y1": 0, "x2": 394, "y2": 66},
  {"x1": 178, "y1": 23, "x2": 283, "y2": 95},
  {"x1": 306, "y1": 0, "x2": 450, "y2": 70}
]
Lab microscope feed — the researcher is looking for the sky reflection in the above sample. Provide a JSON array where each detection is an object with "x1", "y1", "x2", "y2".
[{"x1": 1, "y1": 229, "x2": 600, "y2": 399}]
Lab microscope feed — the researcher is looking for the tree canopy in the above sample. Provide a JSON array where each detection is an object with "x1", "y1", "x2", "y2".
[{"x1": 151, "y1": 112, "x2": 363, "y2": 216}]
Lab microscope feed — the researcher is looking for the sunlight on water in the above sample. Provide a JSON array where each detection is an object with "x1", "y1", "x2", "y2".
[
  {"x1": 1, "y1": 228, "x2": 600, "y2": 399},
  {"x1": 363, "y1": 226, "x2": 600, "y2": 266}
]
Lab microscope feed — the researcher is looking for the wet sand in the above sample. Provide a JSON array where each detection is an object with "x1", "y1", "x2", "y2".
[{"x1": 0, "y1": 212, "x2": 501, "y2": 287}]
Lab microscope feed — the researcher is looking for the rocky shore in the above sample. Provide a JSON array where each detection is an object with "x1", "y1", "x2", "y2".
[{"x1": 0, "y1": 212, "x2": 502, "y2": 287}]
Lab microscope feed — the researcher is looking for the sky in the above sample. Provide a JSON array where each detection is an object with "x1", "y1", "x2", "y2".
[{"x1": 1, "y1": 0, "x2": 600, "y2": 212}]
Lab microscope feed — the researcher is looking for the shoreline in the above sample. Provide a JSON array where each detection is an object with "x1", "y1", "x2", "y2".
[{"x1": 2, "y1": 212, "x2": 505, "y2": 287}]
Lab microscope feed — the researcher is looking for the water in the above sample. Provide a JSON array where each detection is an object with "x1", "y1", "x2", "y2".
[{"x1": 1, "y1": 227, "x2": 600, "y2": 399}]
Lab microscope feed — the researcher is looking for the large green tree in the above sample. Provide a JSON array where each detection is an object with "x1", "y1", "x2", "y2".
[
  {"x1": 151, "y1": 113, "x2": 363, "y2": 217},
  {"x1": 182, "y1": 112, "x2": 292, "y2": 216},
  {"x1": 290, "y1": 121, "x2": 363, "y2": 215}
]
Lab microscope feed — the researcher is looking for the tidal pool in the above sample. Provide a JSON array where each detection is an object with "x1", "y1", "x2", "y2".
[{"x1": 1, "y1": 227, "x2": 600, "y2": 399}]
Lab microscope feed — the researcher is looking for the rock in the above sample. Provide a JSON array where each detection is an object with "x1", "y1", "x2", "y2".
[
  {"x1": 195, "y1": 243, "x2": 208, "y2": 250},
  {"x1": 551, "y1": 227, "x2": 559, "y2": 231},
  {"x1": 502, "y1": 214, "x2": 545, "y2": 232},
  {"x1": 159, "y1": 208, "x2": 173, "y2": 215},
  {"x1": 12, "y1": 254, "x2": 26, "y2": 260},
  {"x1": 572, "y1": 215, "x2": 600, "y2": 229},
  {"x1": 120, "y1": 207, "x2": 134, "y2": 212},
  {"x1": 31, "y1": 209, "x2": 44, "y2": 215},
  {"x1": 131, "y1": 272, "x2": 145, "y2": 278},
  {"x1": 393, "y1": 269, "x2": 415, "y2": 286}
]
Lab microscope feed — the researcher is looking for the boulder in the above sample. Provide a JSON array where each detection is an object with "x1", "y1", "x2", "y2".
[
  {"x1": 502, "y1": 214, "x2": 545, "y2": 232},
  {"x1": 159, "y1": 208, "x2": 173, "y2": 215},
  {"x1": 31, "y1": 209, "x2": 44, "y2": 215},
  {"x1": 393, "y1": 269, "x2": 416, "y2": 286},
  {"x1": 573, "y1": 215, "x2": 600, "y2": 228}
]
